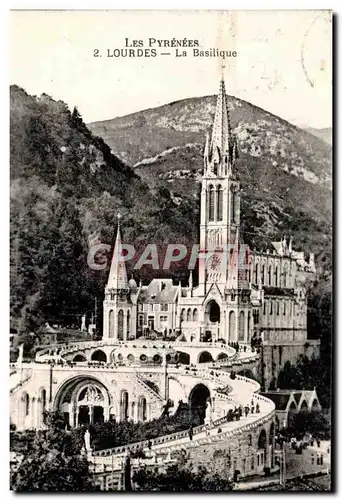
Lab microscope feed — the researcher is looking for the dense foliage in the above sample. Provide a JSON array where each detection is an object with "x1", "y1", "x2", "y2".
[
  {"x1": 87, "y1": 402, "x2": 198, "y2": 450},
  {"x1": 11, "y1": 403, "x2": 199, "y2": 454},
  {"x1": 132, "y1": 456, "x2": 235, "y2": 491},
  {"x1": 256, "y1": 476, "x2": 330, "y2": 492},
  {"x1": 10, "y1": 412, "x2": 94, "y2": 492},
  {"x1": 277, "y1": 355, "x2": 331, "y2": 409},
  {"x1": 10, "y1": 86, "x2": 199, "y2": 334},
  {"x1": 287, "y1": 410, "x2": 331, "y2": 440}
]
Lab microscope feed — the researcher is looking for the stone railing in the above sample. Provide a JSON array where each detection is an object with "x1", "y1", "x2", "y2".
[
  {"x1": 92, "y1": 373, "x2": 274, "y2": 461},
  {"x1": 92, "y1": 399, "x2": 275, "y2": 469},
  {"x1": 10, "y1": 371, "x2": 33, "y2": 394},
  {"x1": 135, "y1": 373, "x2": 165, "y2": 402},
  {"x1": 92, "y1": 420, "x2": 210, "y2": 458}
]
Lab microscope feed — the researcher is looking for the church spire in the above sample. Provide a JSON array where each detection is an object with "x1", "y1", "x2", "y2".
[
  {"x1": 211, "y1": 76, "x2": 233, "y2": 156},
  {"x1": 107, "y1": 213, "x2": 128, "y2": 290}
]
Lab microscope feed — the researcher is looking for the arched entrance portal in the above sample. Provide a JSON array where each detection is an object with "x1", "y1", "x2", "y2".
[
  {"x1": 205, "y1": 300, "x2": 220, "y2": 323},
  {"x1": 287, "y1": 401, "x2": 297, "y2": 428},
  {"x1": 238, "y1": 369, "x2": 255, "y2": 380},
  {"x1": 258, "y1": 429, "x2": 267, "y2": 469},
  {"x1": 77, "y1": 386, "x2": 105, "y2": 425},
  {"x1": 53, "y1": 376, "x2": 110, "y2": 428},
  {"x1": 188, "y1": 384, "x2": 211, "y2": 425}
]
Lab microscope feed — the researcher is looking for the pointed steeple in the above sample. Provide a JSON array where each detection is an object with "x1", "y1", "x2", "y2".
[
  {"x1": 189, "y1": 270, "x2": 193, "y2": 289},
  {"x1": 211, "y1": 77, "x2": 233, "y2": 156},
  {"x1": 107, "y1": 213, "x2": 128, "y2": 290}
]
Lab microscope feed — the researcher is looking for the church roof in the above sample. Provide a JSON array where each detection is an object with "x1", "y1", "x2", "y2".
[
  {"x1": 260, "y1": 392, "x2": 291, "y2": 411},
  {"x1": 138, "y1": 279, "x2": 177, "y2": 304}
]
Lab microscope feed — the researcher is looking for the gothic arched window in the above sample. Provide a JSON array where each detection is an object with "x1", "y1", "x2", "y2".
[
  {"x1": 254, "y1": 263, "x2": 259, "y2": 284},
  {"x1": 231, "y1": 189, "x2": 236, "y2": 223},
  {"x1": 109, "y1": 310, "x2": 114, "y2": 338},
  {"x1": 283, "y1": 265, "x2": 288, "y2": 288},
  {"x1": 187, "y1": 308, "x2": 192, "y2": 322},
  {"x1": 193, "y1": 308, "x2": 199, "y2": 322},
  {"x1": 268, "y1": 265, "x2": 272, "y2": 286},
  {"x1": 216, "y1": 185, "x2": 223, "y2": 221},
  {"x1": 120, "y1": 390, "x2": 129, "y2": 421},
  {"x1": 181, "y1": 308, "x2": 186, "y2": 323},
  {"x1": 208, "y1": 185, "x2": 215, "y2": 222},
  {"x1": 275, "y1": 267, "x2": 279, "y2": 287},
  {"x1": 261, "y1": 265, "x2": 265, "y2": 284},
  {"x1": 247, "y1": 312, "x2": 251, "y2": 341},
  {"x1": 229, "y1": 311, "x2": 236, "y2": 340},
  {"x1": 24, "y1": 393, "x2": 29, "y2": 417},
  {"x1": 117, "y1": 310, "x2": 124, "y2": 340},
  {"x1": 127, "y1": 310, "x2": 130, "y2": 336},
  {"x1": 138, "y1": 397, "x2": 147, "y2": 422},
  {"x1": 238, "y1": 311, "x2": 245, "y2": 341}
]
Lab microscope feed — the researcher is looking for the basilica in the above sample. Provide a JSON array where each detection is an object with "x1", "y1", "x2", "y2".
[
  {"x1": 102, "y1": 77, "x2": 320, "y2": 388},
  {"x1": 10, "y1": 78, "x2": 323, "y2": 487}
]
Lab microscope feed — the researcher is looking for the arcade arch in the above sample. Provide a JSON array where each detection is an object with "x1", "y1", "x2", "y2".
[
  {"x1": 53, "y1": 375, "x2": 111, "y2": 427},
  {"x1": 91, "y1": 350, "x2": 107, "y2": 363},
  {"x1": 188, "y1": 383, "x2": 211, "y2": 424},
  {"x1": 198, "y1": 351, "x2": 214, "y2": 363},
  {"x1": 177, "y1": 351, "x2": 190, "y2": 365},
  {"x1": 73, "y1": 354, "x2": 86, "y2": 362},
  {"x1": 205, "y1": 300, "x2": 220, "y2": 323}
]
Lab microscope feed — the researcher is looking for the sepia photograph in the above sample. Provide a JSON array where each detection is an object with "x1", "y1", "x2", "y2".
[{"x1": 9, "y1": 9, "x2": 332, "y2": 492}]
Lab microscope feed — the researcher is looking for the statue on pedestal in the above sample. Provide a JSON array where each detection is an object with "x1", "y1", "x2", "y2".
[
  {"x1": 81, "y1": 314, "x2": 86, "y2": 332},
  {"x1": 84, "y1": 429, "x2": 91, "y2": 452},
  {"x1": 204, "y1": 399, "x2": 212, "y2": 426}
]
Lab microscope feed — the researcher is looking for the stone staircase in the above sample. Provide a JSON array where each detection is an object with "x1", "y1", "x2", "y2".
[{"x1": 135, "y1": 372, "x2": 166, "y2": 403}]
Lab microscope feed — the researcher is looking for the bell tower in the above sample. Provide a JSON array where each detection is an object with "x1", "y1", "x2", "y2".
[
  {"x1": 103, "y1": 214, "x2": 135, "y2": 340},
  {"x1": 199, "y1": 76, "x2": 241, "y2": 290}
]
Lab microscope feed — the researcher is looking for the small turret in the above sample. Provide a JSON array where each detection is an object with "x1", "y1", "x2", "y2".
[
  {"x1": 128, "y1": 274, "x2": 138, "y2": 293},
  {"x1": 189, "y1": 270, "x2": 193, "y2": 290},
  {"x1": 282, "y1": 235, "x2": 287, "y2": 256},
  {"x1": 288, "y1": 236, "x2": 293, "y2": 255},
  {"x1": 204, "y1": 131, "x2": 211, "y2": 173}
]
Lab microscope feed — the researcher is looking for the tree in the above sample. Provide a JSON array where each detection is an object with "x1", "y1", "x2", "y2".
[
  {"x1": 11, "y1": 412, "x2": 94, "y2": 492},
  {"x1": 132, "y1": 455, "x2": 234, "y2": 492}
]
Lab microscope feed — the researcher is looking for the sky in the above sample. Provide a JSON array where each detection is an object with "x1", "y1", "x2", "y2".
[{"x1": 9, "y1": 10, "x2": 332, "y2": 128}]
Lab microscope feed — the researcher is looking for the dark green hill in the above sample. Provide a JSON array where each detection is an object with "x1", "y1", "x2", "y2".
[{"x1": 10, "y1": 86, "x2": 198, "y2": 332}]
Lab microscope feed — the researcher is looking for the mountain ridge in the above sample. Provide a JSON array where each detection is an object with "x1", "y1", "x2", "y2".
[{"x1": 88, "y1": 93, "x2": 332, "y2": 272}]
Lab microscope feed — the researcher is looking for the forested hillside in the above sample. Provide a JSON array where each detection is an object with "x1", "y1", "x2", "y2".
[{"x1": 10, "y1": 86, "x2": 198, "y2": 332}]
